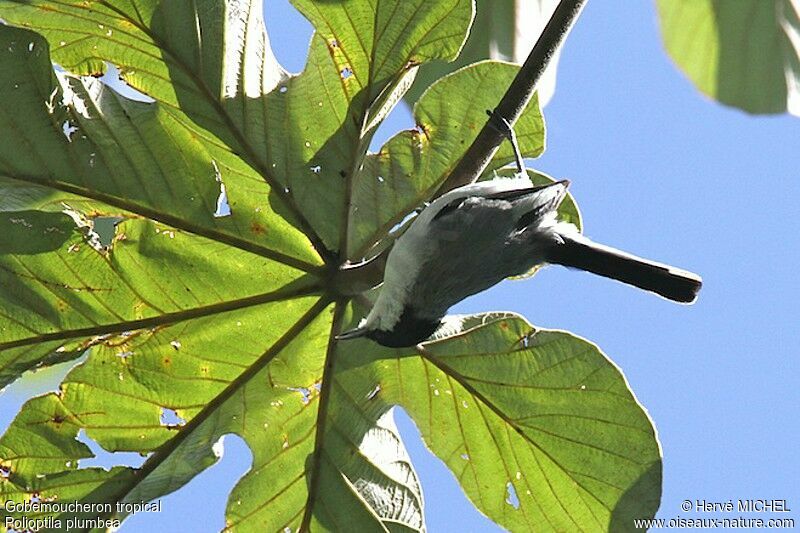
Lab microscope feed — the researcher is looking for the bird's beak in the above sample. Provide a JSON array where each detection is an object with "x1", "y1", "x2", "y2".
[{"x1": 335, "y1": 326, "x2": 369, "y2": 341}]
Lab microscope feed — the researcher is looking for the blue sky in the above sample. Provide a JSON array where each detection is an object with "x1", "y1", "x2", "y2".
[{"x1": 1, "y1": 1, "x2": 798, "y2": 531}]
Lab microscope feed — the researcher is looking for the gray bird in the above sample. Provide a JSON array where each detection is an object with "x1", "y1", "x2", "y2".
[{"x1": 338, "y1": 114, "x2": 702, "y2": 348}]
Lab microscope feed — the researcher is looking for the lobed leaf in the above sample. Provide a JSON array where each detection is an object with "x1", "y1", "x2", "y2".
[
  {"x1": 0, "y1": 26, "x2": 319, "y2": 267},
  {"x1": 0, "y1": 1, "x2": 663, "y2": 530},
  {"x1": 362, "y1": 312, "x2": 661, "y2": 531}
]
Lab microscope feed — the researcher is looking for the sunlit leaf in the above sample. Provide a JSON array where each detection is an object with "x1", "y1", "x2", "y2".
[
  {"x1": 0, "y1": 0, "x2": 662, "y2": 530},
  {"x1": 372, "y1": 312, "x2": 662, "y2": 531}
]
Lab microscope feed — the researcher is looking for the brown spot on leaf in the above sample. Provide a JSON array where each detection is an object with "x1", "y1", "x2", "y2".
[{"x1": 250, "y1": 221, "x2": 266, "y2": 235}]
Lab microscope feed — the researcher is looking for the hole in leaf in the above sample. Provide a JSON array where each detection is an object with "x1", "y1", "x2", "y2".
[
  {"x1": 521, "y1": 334, "x2": 531, "y2": 348},
  {"x1": 340, "y1": 66, "x2": 353, "y2": 79},
  {"x1": 212, "y1": 160, "x2": 232, "y2": 218},
  {"x1": 58, "y1": 72, "x2": 92, "y2": 117},
  {"x1": 287, "y1": 387, "x2": 311, "y2": 405},
  {"x1": 61, "y1": 120, "x2": 79, "y2": 141},
  {"x1": 45, "y1": 86, "x2": 59, "y2": 114},
  {"x1": 62, "y1": 208, "x2": 123, "y2": 253},
  {"x1": 76, "y1": 429, "x2": 147, "y2": 469},
  {"x1": 91, "y1": 216, "x2": 122, "y2": 247},
  {"x1": 505, "y1": 481, "x2": 520, "y2": 509},
  {"x1": 160, "y1": 408, "x2": 187, "y2": 428}
]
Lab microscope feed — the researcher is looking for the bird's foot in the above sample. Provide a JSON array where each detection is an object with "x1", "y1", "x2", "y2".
[{"x1": 485, "y1": 109, "x2": 525, "y2": 174}]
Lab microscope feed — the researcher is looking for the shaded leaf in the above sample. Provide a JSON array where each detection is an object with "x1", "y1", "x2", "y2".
[
  {"x1": 1, "y1": 300, "x2": 427, "y2": 531},
  {"x1": 657, "y1": 0, "x2": 800, "y2": 116},
  {"x1": 404, "y1": 0, "x2": 562, "y2": 107},
  {"x1": 0, "y1": 209, "x2": 316, "y2": 389}
]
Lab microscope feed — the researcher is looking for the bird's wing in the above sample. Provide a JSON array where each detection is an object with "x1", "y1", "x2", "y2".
[
  {"x1": 482, "y1": 182, "x2": 561, "y2": 201},
  {"x1": 432, "y1": 181, "x2": 568, "y2": 223}
]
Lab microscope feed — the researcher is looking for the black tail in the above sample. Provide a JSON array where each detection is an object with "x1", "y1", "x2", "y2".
[{"x1": 546, "y1": 234, "x2": 702, "y2": 303}]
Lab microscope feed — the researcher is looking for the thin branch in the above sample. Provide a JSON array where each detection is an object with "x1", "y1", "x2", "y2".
[
  {"x1": 435, "y1": 0, "x2": 588, "y2": 196},
  {"x1": 335, "y1": 0, "x2": 588, "y2": 291}
]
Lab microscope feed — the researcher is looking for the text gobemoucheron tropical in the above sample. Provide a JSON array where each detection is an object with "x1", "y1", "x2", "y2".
[{"x1": 3, "y1": 499, "x2": 161, "y2": 531}]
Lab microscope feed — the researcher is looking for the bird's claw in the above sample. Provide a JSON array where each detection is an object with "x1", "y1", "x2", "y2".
[{"x1": 486, "y1": 109, "x2": 525, "y2": 175}]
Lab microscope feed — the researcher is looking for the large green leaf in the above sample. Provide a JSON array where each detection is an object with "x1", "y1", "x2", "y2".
[
  {"x1": 0, "y1": 0, "x2": 662, "y2": 530},
  {"x1": 657, "y1": 0, "x2": 800, "y2": 116},
  {"x1": 341, "y1": 312, "x2": 661, "y2": 531},
  {"x1": 0, "y1": 209, "x2": 315, "y2": 389},
  {"x1": 0, "y1": 0, "x2": 473, "y2": 251}
]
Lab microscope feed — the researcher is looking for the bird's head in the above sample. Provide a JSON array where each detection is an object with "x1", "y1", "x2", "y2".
[{"x1": 336, "y1": 307, "x2": 441, "y2": 348}]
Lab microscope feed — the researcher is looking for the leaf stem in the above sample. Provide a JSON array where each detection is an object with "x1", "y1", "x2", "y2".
[
  {"x1": 0, "y1": 277, "x2": 321, "y2": 352},
  {"x1": 299, "y1": 299, "x2": 348, "y2": 530}
]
